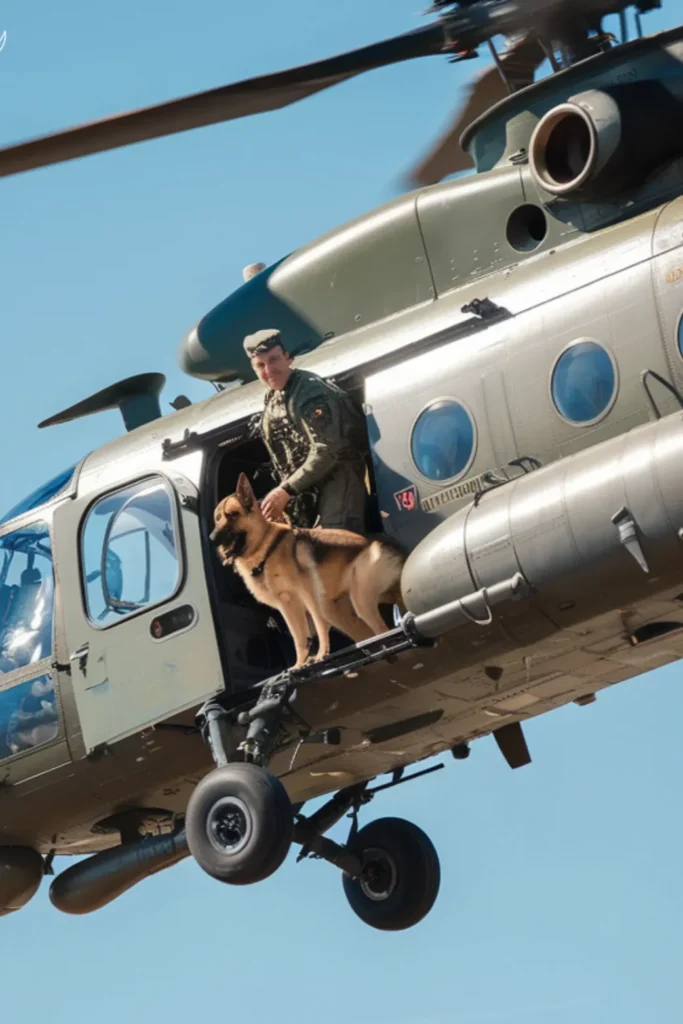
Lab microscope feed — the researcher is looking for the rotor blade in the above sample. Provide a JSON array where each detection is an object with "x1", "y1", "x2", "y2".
[
  {"x1": 0, "y1": 24, "x2": 447, "y2": 180},
  {"x1": 407, "y1": 33, "x2": 546, "y2": 187}
]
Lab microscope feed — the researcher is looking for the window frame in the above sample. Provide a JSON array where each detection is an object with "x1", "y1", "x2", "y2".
[
  {"x1": 549, "y1": 338, "x2": 619, "y2": 428},
  {"x1": 409, "y1": 395, "x2": 478, "y2": 485},
  {"x1": 78, "y1": 473, "x2": 186, "y2": 631}
]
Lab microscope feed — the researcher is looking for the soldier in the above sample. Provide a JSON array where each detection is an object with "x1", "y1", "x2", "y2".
[{"x1": 244, "y1": 328, "x2": 369, "y2": 533}]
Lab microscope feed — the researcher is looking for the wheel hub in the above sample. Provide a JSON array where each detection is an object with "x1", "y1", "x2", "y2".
[
  {"x1": 359, "y1": 847, "x2": 398, "y2": 901},
  {"x1": 206, "y1": 796, "x2": 252, "y2": 855}
]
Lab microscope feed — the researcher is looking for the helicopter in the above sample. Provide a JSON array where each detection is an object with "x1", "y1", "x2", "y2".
[{"x1": 0, "y1": 0, "x2": 682, "y2": 931}]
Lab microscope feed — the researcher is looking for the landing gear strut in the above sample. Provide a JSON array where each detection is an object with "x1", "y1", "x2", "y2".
[{"x1": 185, "y1": 679, "x2": 443, "y2": 930}]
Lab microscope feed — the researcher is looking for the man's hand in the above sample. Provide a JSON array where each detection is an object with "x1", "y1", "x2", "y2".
[{"x1": 261, "y1": 487, "x2": 291, "y2": 522}]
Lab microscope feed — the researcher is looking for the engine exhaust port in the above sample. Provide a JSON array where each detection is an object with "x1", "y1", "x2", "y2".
[{"x1": 529, "y1": 104, "x2": 596, "y2": 195}]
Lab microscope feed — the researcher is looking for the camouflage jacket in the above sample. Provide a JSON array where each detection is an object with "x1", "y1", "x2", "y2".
[{"x1": 259, "y1": 369, "x2": 368, "y2": 498}]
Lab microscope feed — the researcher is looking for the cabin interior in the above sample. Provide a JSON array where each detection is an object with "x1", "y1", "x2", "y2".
[{"x1": 204, "y1": 383, "x2": 387, "y2": 692}]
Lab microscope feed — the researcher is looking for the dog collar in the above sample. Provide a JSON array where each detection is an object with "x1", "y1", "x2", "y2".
[{"x1": 251, "y1": 530, "x2": 288, "y2": 578}]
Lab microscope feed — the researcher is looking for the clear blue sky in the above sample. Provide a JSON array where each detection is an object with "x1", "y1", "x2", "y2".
[{"x1": 1, "y1": 2, "x2": 682, "y2": 1022}]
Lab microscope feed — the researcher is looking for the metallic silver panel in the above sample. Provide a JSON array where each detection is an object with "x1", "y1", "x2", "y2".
[{"x1": 402, "y1": 411, "x2": 683, "y2": 623}]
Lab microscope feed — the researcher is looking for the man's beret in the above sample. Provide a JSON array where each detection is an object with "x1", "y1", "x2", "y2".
[{"x1": 243, "y1": 328, "x2": 284, "y2": 358}]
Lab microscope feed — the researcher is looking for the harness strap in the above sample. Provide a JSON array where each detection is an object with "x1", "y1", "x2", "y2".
[{"x1": 251, "y1": 530, "x2": 288, "y2": 578}]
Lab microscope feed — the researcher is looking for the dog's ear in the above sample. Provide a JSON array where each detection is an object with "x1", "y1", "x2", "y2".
[{"x1": 235, "y1": 473, "x2": 255, "y2": 512}]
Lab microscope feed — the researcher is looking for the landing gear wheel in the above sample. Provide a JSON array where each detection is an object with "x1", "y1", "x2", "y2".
[
  {"x1": 342, "y1": 816, "x2": 440, "y2": 931},
  {"x1": 185, "y1": 763, "x2": 293, "y2": 886}
]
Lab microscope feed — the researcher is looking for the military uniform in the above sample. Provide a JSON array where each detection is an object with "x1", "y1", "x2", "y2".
[{"x1": 245, "y1": 331, "x2": 369, "y2": 532}]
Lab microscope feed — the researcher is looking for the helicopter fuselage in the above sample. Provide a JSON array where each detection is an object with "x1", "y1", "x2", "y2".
[
  {"x1": 3, "y1": 178, "x2": 683, "y2": 849},
  {"x1": 3, "y1": 21, "x2": 683, "y2": 916}
]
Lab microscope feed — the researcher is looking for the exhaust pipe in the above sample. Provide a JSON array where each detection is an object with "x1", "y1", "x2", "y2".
[
  {"x1": 529, "y1": 82, "x2": 683, "y2": 199},
  {"x1": 49, "y1": 830, "x2": 189, "y2": 915}
]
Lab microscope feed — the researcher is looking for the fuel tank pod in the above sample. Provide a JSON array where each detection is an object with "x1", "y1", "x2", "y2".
[
  {"x1": 402, "y1": 411, "x2": 683, "y2": 628},
  {"x1": 49, "y1": 830, "x2": 189, "y2": 915},
  {"x1": 0, "y1": 847, "x2": 44, "y2": 916}
]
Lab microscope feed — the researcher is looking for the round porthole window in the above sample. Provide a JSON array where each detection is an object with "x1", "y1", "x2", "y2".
[
  {"x1": 677, "y1": 312, "x2": 683, "y2": 358},
  {"x1": 551, "y1": 340, "x2": 617, "y2": 425},
  {"x1": 411, "y1": 399, "x2": 476, "y2": 481}
]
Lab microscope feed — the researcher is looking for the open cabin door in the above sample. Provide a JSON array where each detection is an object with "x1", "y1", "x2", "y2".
[{"x1": 53, "y1": 470, "x2": 224, "y2": 755}]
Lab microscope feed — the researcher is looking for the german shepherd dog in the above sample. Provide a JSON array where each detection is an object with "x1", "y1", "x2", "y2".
[{"x1": 211, "y1": 474, "x2": 405, "y2": 668}]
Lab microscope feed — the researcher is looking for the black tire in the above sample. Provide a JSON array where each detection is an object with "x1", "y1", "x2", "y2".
[
  {"x1": 185, "y1": 763, "x2": 293, "y2": 886},
  {"x1": 342, "y1": 817, "x2": 440, "y2": 931}
]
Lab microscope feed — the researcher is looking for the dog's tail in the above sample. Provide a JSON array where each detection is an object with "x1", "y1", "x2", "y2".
[
  {"x1": 347, "y1": 536, "x2": 406, "y2": 610},
  {"x1": 366, "y1": 532, "x2": 408, "y2": 561}
]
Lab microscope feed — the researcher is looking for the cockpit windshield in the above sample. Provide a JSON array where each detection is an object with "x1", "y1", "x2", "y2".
[
  {"x1": 0, "y1": 465, "x2": 76, "y2": 526},
  {"x1": 0, "y1": 522, "x2": 54, "y2": 677}
]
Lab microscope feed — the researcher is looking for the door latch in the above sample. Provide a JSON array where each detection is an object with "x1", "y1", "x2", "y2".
[{"x1": 69, "y1": 643, "x2": 90, "y2": 676}]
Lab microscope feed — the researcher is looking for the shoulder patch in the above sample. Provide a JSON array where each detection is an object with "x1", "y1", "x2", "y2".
[{"x1": 301, "y1": 397, "x2": 333, "y2": 429}]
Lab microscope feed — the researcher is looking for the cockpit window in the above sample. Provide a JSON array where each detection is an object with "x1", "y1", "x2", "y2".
[
  {"x1": 81, "y1": 476, "x2": 182, "y2": 628},
  {"x1": 0, "y1": 465, "x2": 76, "y2": 526},
  {"x1": 0, "y1": 522, "x2": 54, "y2": 678},
  {"x1": 0, "y1": 673, "x2": 59, "y2": 761}
]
